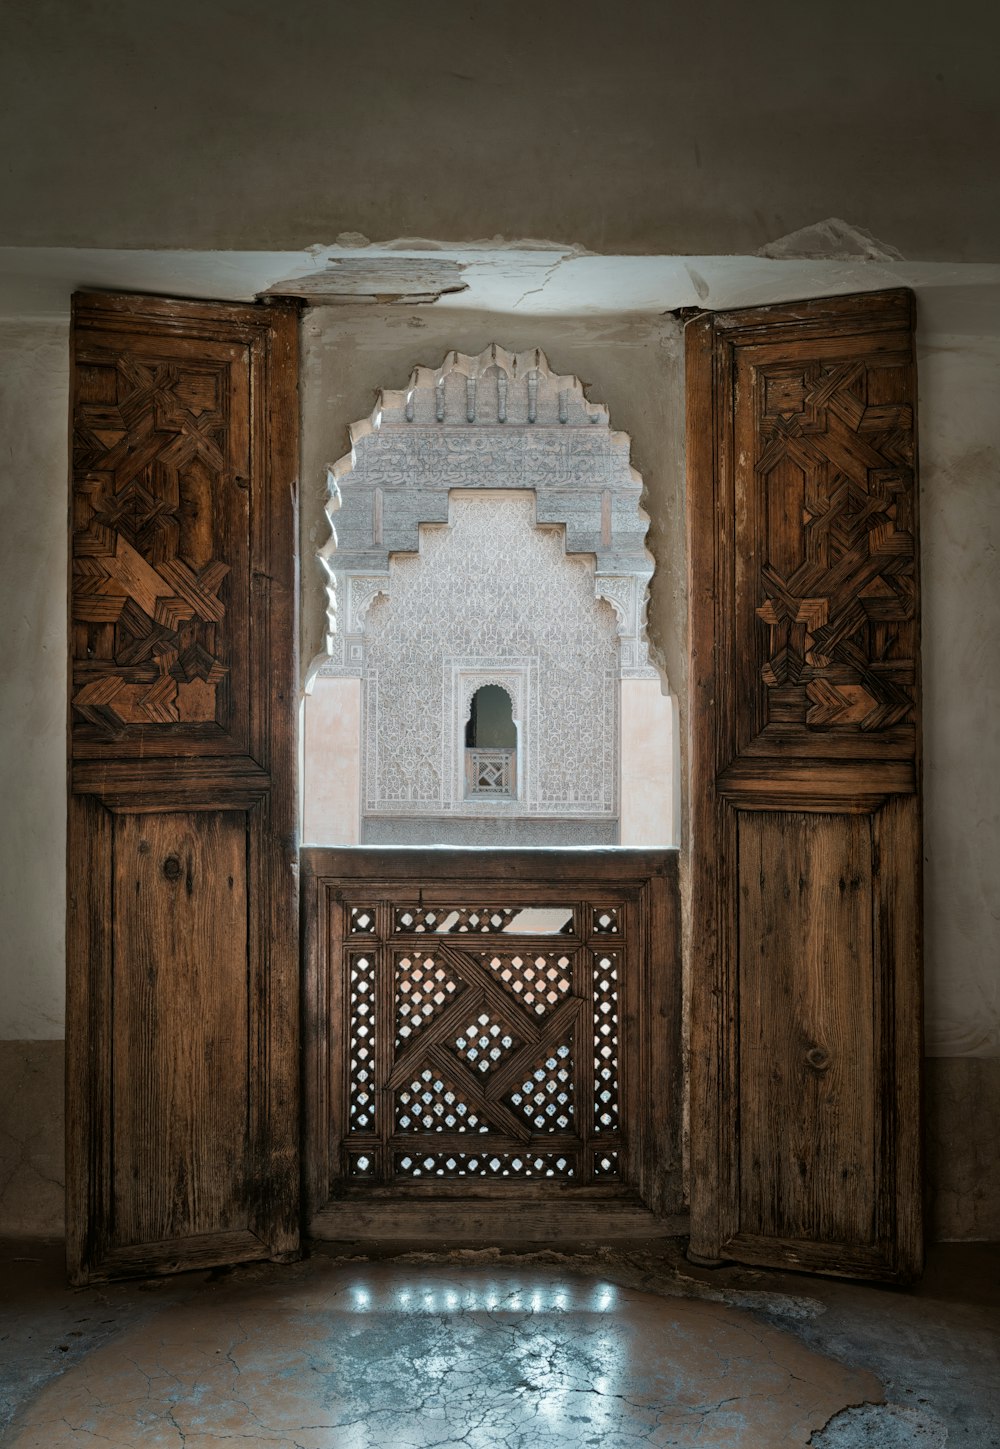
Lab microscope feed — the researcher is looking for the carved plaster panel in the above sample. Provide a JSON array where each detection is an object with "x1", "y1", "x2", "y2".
[
  {"x1": 361, "y1": 493, "x2": 618, "y2": 821},
  {"x1": 314, "y1": 344, "x2": 658, "y2": 685},
  {"x1": 312, "y1": 345, "x2": 664, "y2": 845}
]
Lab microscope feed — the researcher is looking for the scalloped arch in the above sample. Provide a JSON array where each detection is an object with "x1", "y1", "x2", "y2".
[
  {"x1": 461, "y1": 677, "x2": 520, "y2": 721},
  {"x1": 314, "y1": 343, "x2": 661, "y2": 690}
]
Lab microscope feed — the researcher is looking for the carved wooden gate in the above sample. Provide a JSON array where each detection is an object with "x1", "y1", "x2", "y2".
[{"x1": 302, "y1": 850, "x2": 681, "y2": 1240}]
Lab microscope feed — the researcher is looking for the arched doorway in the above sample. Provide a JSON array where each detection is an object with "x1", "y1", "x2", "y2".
[{"x1": 300, "y1": 345, "x2": 682, "y2": 1238}]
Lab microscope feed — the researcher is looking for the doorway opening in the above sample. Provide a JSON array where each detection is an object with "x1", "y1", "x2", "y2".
[
  {"x1": 299, "y1": 344, "x2": 681, "y2": 1239},
  {"x1": 465, "y1": 685, "x2": 517, "y2": 799}
]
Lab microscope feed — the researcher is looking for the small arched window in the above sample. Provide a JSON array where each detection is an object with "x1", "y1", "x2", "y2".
[{"x1": 465, "y1": 685, "x2": 517, "y2": 798}]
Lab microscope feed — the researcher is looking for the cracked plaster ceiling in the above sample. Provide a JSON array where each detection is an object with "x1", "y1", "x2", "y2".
[{"x1": 0, "y1": 242, "x2": 999, "y2": 332}]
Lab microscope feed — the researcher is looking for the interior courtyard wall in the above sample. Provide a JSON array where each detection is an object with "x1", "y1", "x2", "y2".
[
  {"x1": 305, "y1": 336, "x2": 672, "y2": 845},
  {"x1": 0, "y1": 296, "x2": 997, "y2": 1236},
  {"x1": 356, "y1": 493, "x2": 623, "y2": 843}
]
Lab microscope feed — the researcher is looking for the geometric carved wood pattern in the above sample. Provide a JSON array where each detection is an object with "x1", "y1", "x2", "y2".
[
  {"x1": 71, "y1": 345, "x2": 247, "y2": 747},
  {"x1": 687, "y1": 290, "x2": 922, "y2": 1284},
  {"x1": 339, "y1": 903, "x2": 615, "y2": 1185},
  {"x1": 66, "y1": 292, "x2": 300, "y2": 1284},
  {"x1": 301, "y1": 849, "x2": 682, "y2": 1237},
  {"x1": 753, "y1": 356, "x2": 917, "y2": 740}
]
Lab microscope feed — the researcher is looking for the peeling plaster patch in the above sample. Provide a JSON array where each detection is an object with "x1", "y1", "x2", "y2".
[
  {"x1": 758, "y1": 218, "x2": 905, "y2": 263},
  {"x1": 511, "y1": 254, "x2": 565, "y2": 308},
  {"x1": 809, "y1": 1402, "x2": 949, "y2": 1447},
  {"x1": 266, "y1": 257, "x2": 468, "y2": 305},
  {"x1": 363, "y1": 236, "x2": 594, "y2": 257}
]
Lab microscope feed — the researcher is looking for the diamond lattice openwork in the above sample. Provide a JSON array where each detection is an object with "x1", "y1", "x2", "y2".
[
  {"x1": 348, "y1": 953, "x2": 377, "y2": 1132},
  {"x1": 396, "y1": 1068, "x2": 487, "y2": 1133},
  {"x1": 394, "y1": 953, "x2": 462, "y2": 1046},
  {"x1": 485, "y1": 951, "x2": 573, "y2": 1016},
  {"x1": 593, "y1": 952, "x2": 620, "y2": 1133},
  {"x1": 395, "y1": 1152, "x2": 574, "y2": 1179},
  {"x1": 338, "y1": 893, "x2": 631, "y2": 1188},
  {"x1": 450, "y1": 1011, "x2": 521, "y2": 1075},
  {"x1": 507, "y1": 1043, "x2": 574, "y2": 1131},
  {"x1": 593, "y1": 907, "x2": 621, "y2": 934},
  {"x1": 395, "y1": 905, "x2": 520, "y2": 934}
]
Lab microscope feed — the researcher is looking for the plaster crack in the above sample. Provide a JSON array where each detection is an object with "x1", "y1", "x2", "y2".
[{"x1": 511, "y1": 257, "x2": 564, "y2": 310}]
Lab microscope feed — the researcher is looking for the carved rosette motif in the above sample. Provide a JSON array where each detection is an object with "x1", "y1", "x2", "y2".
[
  {"x1": 753, "y1": 356, "x2": 917, "y2": 738},
  {"x1": 71, "y1": 356, "x2": 236, "y2": 737}
]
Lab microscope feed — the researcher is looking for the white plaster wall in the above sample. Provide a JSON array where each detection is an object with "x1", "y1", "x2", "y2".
[
  {"x1": 0, "y1": 321, "x2": 69, "y2": 1039},
  {"x1": 620, "y1": 679, "x2": 676, "y2": 847},
  {"x1": 919, "y1": 329, "x2": 1000, "y2": 1057},
  {"x1": 302, "y1": 678, "x2": 361, "y2": 846}
]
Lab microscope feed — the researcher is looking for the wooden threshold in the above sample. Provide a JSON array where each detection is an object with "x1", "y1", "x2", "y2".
[{"x1": 310, "y1": 1195, "x2": 688, "y2": 1244}]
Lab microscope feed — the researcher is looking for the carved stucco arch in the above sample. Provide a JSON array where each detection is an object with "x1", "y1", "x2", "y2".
[
  {"x1": 302, "y1": 344, "x2": 676, "y2": 847},
  {"x1": 312, "y1": 343, "x2": 662, "y2": 690},
  {"x1": 461, "y1": 676, "x2": 519, "y2": 723}
]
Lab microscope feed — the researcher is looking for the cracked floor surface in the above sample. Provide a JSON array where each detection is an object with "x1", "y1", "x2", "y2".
[{"x1": 1, "y1": 1242, "x2": 997, "y2": 1447}]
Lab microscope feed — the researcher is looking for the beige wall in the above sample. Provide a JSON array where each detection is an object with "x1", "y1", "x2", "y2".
[
  {"x1": 620, "y1": 679, "x2": 677, "y2": 847},
  {"x1": 0, "y1": 1, "x2": 997, "y2": 261},
  {"x1": 919, "y1": 330, "x2": 1000, "y2": 1058},
  {"x1": 303, "y1": 678, "x2": 362, "y2": 846},
  {"x1": 0, "y1": 321, "x2": 68, "y2": 1040}
]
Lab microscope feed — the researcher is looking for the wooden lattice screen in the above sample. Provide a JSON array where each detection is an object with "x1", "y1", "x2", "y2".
[{"x1": 303, "y1": 850, "x2": 681, "y2": 1239}]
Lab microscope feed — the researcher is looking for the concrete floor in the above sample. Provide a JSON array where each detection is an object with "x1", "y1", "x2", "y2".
[{"x1": 0, "y1": 1241, "x2": 997, "y2": 1448}]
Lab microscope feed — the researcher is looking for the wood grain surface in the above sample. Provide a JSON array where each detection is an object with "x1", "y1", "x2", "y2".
[
  {"x1": 686, "y1": 290, "x2": 922, "y2": 1282},
  {"x1": 66, "y1": 292, "x2": 300, "y2": 1283}
]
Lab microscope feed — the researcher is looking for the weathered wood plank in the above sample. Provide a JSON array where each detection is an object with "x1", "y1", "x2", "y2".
[
  {"x1": 686, "y1": 290, "x2": 922, "y2": 1283},
  {"x1": 67, "y1": 293, "x2": 300, "y2": 1283},
  {"x1": 738, "y1": 813, "x2": 877, "y2": 1247},
  {"x1": 111, "y1": 812, "x2": 249, "y2": 1246},
  {"x1": 311, "y1": 1200, "x2": 688, "y2": 1243}
]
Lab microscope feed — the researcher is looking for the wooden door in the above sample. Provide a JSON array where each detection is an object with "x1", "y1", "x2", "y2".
[
  {"x1": 67, "y1": 292, "x2": 300, "y2": 1282},
  {"x1": 686, "y1": 290, "x2": 922, "y2": 1282},
  {"x1": 302, "y1": 848, "x2": 683, "y2": 1242}
]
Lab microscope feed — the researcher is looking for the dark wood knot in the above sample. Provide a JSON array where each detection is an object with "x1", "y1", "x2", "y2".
[
  {"x1": 805, "y1": 1046, "x2": 830, "y2": 1071},
  {"x1": 162, "y1": 856, "x2": 182, "y2": 881}
]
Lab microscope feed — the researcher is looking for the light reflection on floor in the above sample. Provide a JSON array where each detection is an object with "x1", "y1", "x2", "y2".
[{"x1": 6, "y1": 1264, "x2": 882, "y2": 1447}]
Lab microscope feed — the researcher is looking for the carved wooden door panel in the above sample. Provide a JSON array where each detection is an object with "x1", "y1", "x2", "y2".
[
  {"x1": 302, "y1": 849, "x2": 682, "y2": 1241},
  {"x1": 687, "y1": 290, "x2": 922, "y2": 1282},
  {"x1": 67, "y1": 292, "x2": 299, "y2": 1282}
]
